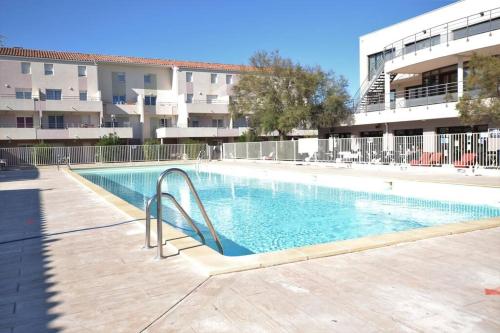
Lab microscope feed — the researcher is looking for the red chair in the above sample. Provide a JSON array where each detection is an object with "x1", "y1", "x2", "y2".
[
  {"x1": 410, "y1": 152, "x2": 432, "y2": 166},
  {"x1": 454, "y1": 153, "x2": 477, "y2": 168}
]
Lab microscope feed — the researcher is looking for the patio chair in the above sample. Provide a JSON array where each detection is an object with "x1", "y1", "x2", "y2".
[
  {"x1": 410, "y1": 152, "x2": 432, "y2": 166},
  {"x1": 454, "y1": 153, "x2": 477, "y2": 168},
  {"x1": 262, "y1": 151, "x2": 275, "y2": 160}
]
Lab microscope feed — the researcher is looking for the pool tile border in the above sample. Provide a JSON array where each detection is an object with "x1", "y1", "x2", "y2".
[{"x1": 65, "y1": 167, "x2": 500, "y2": 276}]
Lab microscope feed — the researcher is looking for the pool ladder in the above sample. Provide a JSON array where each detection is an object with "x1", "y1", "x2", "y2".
[{"x1": 144, "y1": 168, "x2": 224, "y2": 259}]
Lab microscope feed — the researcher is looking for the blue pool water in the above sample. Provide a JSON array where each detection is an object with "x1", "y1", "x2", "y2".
[{"x1": 76, "y1": 166, "x2": 500, "y2": 256}]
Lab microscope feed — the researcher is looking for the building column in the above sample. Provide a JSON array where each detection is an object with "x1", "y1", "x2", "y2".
[
  {"x1": 384, "y1": 72, "x2": 391, "y2": 111},
  {"x1": 137, "y1": 94, "x2": 145, "y2": 143},
  {"x1": 457, "y1": 56, "x2": 464, "y2": 98}
]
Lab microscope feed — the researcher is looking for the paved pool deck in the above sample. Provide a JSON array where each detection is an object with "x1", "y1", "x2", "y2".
[{"x1": 0, "y1": 166, "x2": 499, "y2": 332}]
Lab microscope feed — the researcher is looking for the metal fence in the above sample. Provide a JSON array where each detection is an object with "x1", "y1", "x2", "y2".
[
  {"x1": 223, "y1": 133, "x2": 500, "y2": 168},
  {"x1": 0, "y1": 143, "x2": 209, "y2": 167}
]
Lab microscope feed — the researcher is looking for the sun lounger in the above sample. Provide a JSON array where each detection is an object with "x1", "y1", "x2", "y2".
[
  {"x1": 454, "y1": 153, "x2": 477, "y2": 168},
  {"x1": 429, "y1": 152, "x2": 443, "y2": 165},
  {"x1": 410, "y1": 152, "x2": 432, "y2": 166}
]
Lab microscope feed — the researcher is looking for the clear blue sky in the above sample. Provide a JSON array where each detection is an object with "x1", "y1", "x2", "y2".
[{"x1": 0, "y1": 0, "x2": 455, "y2": 94}]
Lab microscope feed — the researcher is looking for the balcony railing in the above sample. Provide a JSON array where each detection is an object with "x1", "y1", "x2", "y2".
[
  {"x1": 358, "y1": 81, "x2": 460, "y2": 113},
  {"x1": 0, "y1": 93, "x2": 101, "y2": 102},
  {"x1": 384, "y1": 7, "x2": 500, "y2": 61},
  {"x1": 188, "y1": 99, "x2": 229, "y2": 105},
  {"x1": 0, "y1": 123, "x2": 130, "y2": 129}
]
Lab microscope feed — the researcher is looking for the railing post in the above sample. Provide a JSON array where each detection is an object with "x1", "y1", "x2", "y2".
[
  {"x1": 466, "y1": 16, "x2": 469, "y2": 41},
  {"x1": 275, "y1": 141, "x2": 278, "y2": 161},
  {"x1": 446, "y1": 23, "x2": 449, "y2": 46},
  {"x1": 129, "y1": 145, "x2": 132, "y2": 162},
  {"x1": 429, "y1": 27, "x2": 432, "y2": 51},
  {"x1": 246, "y1": 142, "x2": 249, "y2": 159},
  {"x1": 34, "y1": 147, "x2": 37, "y2": 166},
  {"x1": 157, "y1": 145, "x2": 160, "y2": 162},
  {"x1": 260, "y1": 142, "x2": 263, "y2": 159}
]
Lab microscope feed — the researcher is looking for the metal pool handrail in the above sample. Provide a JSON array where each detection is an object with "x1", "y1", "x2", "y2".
[
  {"x1": 144, "y1": 192, "x2": 206, "y2": 249},
  {"x1": 154, "y1": 168, "x2": 224, "y2": 258}
]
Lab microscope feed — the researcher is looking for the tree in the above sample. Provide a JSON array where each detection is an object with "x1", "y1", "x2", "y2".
[
  {"x1": 230, "y1": 51, "x2": 350, "y2": 139},
  {"x1": 96, "y1": 133, "x2": 121, "y2": 146},
  {"x1": 456, "y1": 54, "x2": 500, "y2": 126}
]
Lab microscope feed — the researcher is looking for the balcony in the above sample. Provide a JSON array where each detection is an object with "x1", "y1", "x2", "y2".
[
  {"x1": 156, "y1": 126, "x2": 242, "y2": 139},
  {"x1": 384, "y1": 7, "x2": 500, "y2": 73},
  {"x1": 144, "y1": 101, "x2": 177, "y2": 116},
  {"x1": 352, "y1": 82, "x2": 461, "y2": 125},
  {"x1": 44, "y1": 96, "x2": 103, "y2": 112},
  {"x1": 0, "y1": 123, "x2": 133, "y2": 141},
  {"x1": 186, "y1": 99, "x2": 229, "y2": 114},
  {"x1": 0, "y1": 94, "x2": 103, "y2": 113},
  {"x1": 0, "y1": 94, "x2": 35, "y2": 111}
]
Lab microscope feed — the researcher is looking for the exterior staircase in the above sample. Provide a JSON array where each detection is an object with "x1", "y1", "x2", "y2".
[{"x1": 351, "y1": 60, "x2": 396, "y2": 113}]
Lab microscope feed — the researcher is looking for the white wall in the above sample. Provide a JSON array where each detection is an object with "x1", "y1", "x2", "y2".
[
  {"x1": 0, "y1": 57, "x2": 99, "y2": 99},
  {"x1": 359, "y1": 0, "x2": 500, "y2": 81}
]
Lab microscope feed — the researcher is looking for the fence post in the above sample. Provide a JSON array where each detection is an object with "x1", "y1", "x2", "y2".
[
  {"x1": 129, "y1": 145, "x2": 132, "y2": 162},
  {"x1": 246, "y1": 142, "x2": 249, "y2": 159},
  {"x1": 157, "y1": 145, "x2": 160, "y2": 162},
  {"x1": 275, "y1": 141, "x2": 278, "y2": 161},
  {"x1": 233, "y1": 143, "x2": 236, "y2": 159},
  {"x1": 260, "y1": 142, "x2": 263, "y2": 159},
  {"x1": 34, "y1": 147, "x2": 37, "y2": 166},
  {"x1": 293, "y1": 140, "x2": 296, "y2": 162}
]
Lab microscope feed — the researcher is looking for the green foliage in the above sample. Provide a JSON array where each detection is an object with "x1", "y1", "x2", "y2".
[
  {"x1": 96, "y1": 133, "x2": 121, "y2": 146},
  {"x1": 143, "y1": 139, "x2": 159, "y2": 160},
  {"x1": 33, "y1": 142, "x2": 52, "y2": 164},
  {"x1": 237, "y1": 129, "x2": 260, "y2": 142},
  {"x1": 230, "y1": 50, "x2": 351, "y2": 139},
  {"x1": 457, "y1": 54, "x2": 500, "y2": 126}
]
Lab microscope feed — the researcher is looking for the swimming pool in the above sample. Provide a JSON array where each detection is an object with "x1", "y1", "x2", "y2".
[{"x1": 76, "y1": 165, "x2": 500, "y2": 256}]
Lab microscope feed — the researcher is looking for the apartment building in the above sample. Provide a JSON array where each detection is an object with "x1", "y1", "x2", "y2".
[
  {"x1": 325, "y1": 0, "x2": 500, "y2": 141},
  {"x1": 0, "y1": 48, "x2": 252, "y2": 146}
]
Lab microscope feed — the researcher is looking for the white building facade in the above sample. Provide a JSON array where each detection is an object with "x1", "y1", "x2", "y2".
[
  {"x1": 0, "y1": 48, "x2": 253, "y2": 146},
  {"x1": 325, "y1": 0, "x2": 500, "y2": 140}
]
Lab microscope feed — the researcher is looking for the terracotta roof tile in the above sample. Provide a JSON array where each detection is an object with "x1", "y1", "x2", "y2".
[{"x1": 0, "y1": 47, "x2": 251, "y2": 72}]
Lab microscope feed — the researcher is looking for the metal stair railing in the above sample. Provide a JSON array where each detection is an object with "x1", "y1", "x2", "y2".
[
  {"x1": 144, "y1": 192, "x2": 206, "y2": 249},
  {"x1": 149, "y1": 167, "x2": 224, "y2": 259},
  {"x1": 351, "y1": 59, "x2": 386, "y2": 113}
]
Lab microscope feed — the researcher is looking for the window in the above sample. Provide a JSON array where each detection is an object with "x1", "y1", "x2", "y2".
[
  {"x1": 186, "y1": 94, "x2": 193, "y2": 103},
  {"x1": 212, "y1": 119, "x2": 224, "y2": 128},
  {"x1": 159, "y1": 118, "x2": 171, "y2": 127},
  {"x1": 145, "y1": 95, "x2": 157, "y2": 105},
  {"x1": 15, "y1": 88, "x2": 32, "y2": 100},
  {"x1": 206, "y1": 95, "x2": 218, "y2": 104},
  {"x1": 190, "y1": 120, "x2": 199, "y2": 127},
  {"x1": 44, "y1": 64, "x2": 54, "y2": 75},
  {"x1": 21, "y1": 62, "x2": 31, "y2": 74},
  {"x1": 79, "y1": 91, "x2": 87, "y2": 101},
  {"x1": 144, "y1": 74, "x2": 152, "y2": 84},
  {"x1": 78, "y1": 66, "x2": 87, "y2": 77},
  {"x1": 210, "y1": 73, "x2": 218, "y2": 84},
  {"x1": 48, "y1": 115, "x2": 64, "y2": 129},
  {"x1": 112, "y1": 95, "x2": 126, "y2": 104},
  {"x1": 117, "y1": 73, "x2": 126, "y2": 82},
  {"x1": 45, "y1": 89, "x2": 62, "y2": 100},
  {"x1": 226, "y1": 74, "x2": 233, "y2": 84},
  {"x1": 394, "y1": 128, "x2": 423, "y2": 136},
  {"x1": 186, "y1": 72, "x2": 193, "y2": 82},
  {"x1": 16, "y1": 117, "x2": 33, "y2": 128}
]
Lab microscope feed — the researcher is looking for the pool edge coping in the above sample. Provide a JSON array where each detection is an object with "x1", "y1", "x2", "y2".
[{"x1": 64, "y1": 166, "x2": 500, "y2": 276}]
